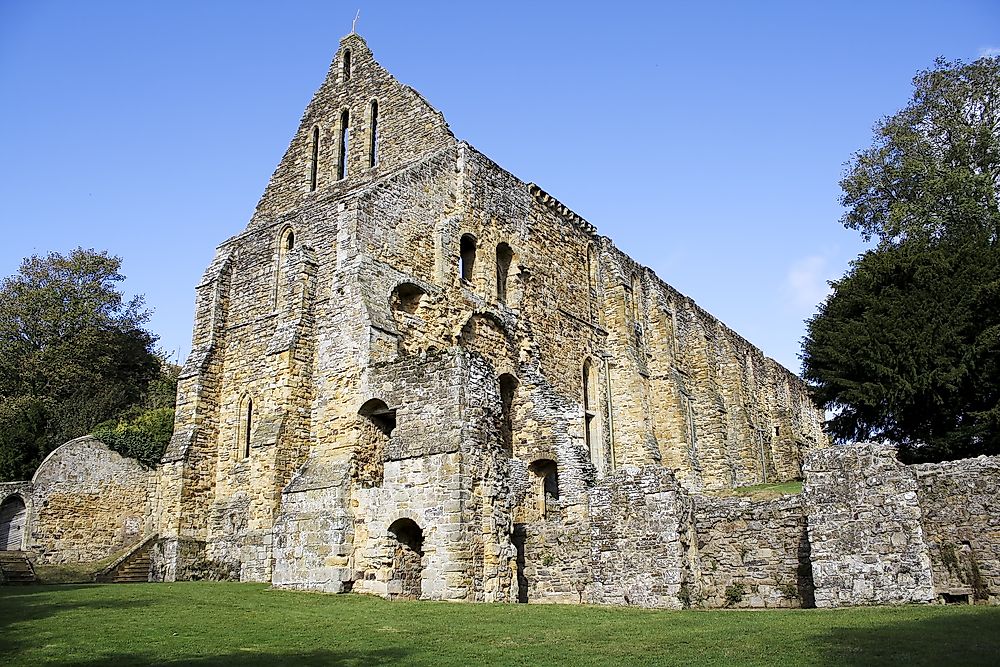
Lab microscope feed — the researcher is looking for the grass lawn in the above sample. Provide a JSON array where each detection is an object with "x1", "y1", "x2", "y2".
[{"x1": 1, "y1": 583, "x2": 999, "y2": 666}]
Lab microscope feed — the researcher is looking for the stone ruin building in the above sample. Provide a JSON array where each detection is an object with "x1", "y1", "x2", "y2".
[{"x1": 1, "y1": 34, "x2": 997, "y2": 608}]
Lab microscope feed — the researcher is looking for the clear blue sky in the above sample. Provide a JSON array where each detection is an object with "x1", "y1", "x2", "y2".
[{"x1": 2, "y1": 1, "x2": 998, "y2": 372}]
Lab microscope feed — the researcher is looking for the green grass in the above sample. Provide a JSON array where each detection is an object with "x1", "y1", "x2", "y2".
[{"x1": 1, "y1": 582, "x2": 998, "y2": 666}]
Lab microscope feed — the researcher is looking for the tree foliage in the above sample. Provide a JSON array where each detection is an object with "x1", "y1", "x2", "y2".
[
  {"x1": 804, "y1": 57, "x2": 1000, "y2": 462},
  {"x1": 0, "y1": 248, "x2": 170, "y2": 480}
]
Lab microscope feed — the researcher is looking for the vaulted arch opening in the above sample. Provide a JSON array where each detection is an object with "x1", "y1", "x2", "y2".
[
  {"x1": 388, "y1": 518, "x2": 423, "y2": 600},
  {"x1": 390, "y1": 282, "x2": 426, "y2": 316},
  {"x1": 0, "y1": 495, "x2": 27, "y2": 551}
]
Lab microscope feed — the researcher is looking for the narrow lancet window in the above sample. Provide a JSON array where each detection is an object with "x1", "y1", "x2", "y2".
[
  {"x1": 496, "y1": 242, "x2": 513, "y2": 303},
  {"x1": 368, "y1": 100, "x2": 379, "y2": 168},
  {"x1": 583, "y1": 358, "x2": 601, "y2": 468},
  {"x1": 460, "y1": 234, "x2": 476, "y2": 283},
  {"x1": 337, "y1": 110, "x2": 350, "y2": 180},
  {"x1": 238, "y1": 395, "x2": 254, "y2": 459},
  {"x1": 343, "y1": 49, "x2": 352, "y2": 81},
  {"x1": 309, "y1": 126, "x2": 319, "y2": 191}
]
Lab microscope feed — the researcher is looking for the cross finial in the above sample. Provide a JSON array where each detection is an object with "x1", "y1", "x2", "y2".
[{"x1": 351, "y1": 9, "x2": 360, "y2": 34}]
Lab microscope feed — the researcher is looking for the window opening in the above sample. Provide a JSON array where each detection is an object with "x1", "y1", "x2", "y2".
[
  {"x1": 368, "y1": 100, "x2": 379, "y2": 168},
  {"x1": 498, "y1": 373, "x2": 518, "y2": 456},
  {"x1": 460, "y1": 234, "x2": 476, "y2": 283},
  {"x1": 309, "y1": 126, "x2": 319, "y2": 191},
  {"x1": 529, "y1": 459, "x2": 559, "y2": 519},
  {"x1": 240, "y1": 396, "x2": 253, "y2": 459},
  {"x1": 343, "y1": 49, "x2": 352, "y2": 81},
  {"x1": 583, "y1": 359, "x2": 600, "y2": 466},
  {"x1": 337, "y1": 110, "x2": 350, "y2": 180},
  {"x1": 496, "y1": 242, "x2": 513, "y2": 303}
]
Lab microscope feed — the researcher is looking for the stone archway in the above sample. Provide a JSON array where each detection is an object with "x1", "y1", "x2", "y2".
[
  {"x1": 0, "y1": 495, "x2": 27, "y2": 551},
  {"x1": 388, "y1": 518, "x2": 423, "y2": 600}
]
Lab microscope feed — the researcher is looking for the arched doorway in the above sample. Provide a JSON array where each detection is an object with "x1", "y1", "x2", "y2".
[
  {"x1": 388, "y1": 518, "x2": 423, "y2": 600},
  {"x1": 0, "y1": 495, "x2": 27, "y2": 551}
]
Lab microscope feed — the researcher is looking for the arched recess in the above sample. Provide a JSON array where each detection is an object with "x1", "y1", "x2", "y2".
[
  {"x1": 582, "y1": 358, "x2": 603, "y2": 472},
  {"x1": 308, "y1": 126, "x2": 320, "y2": 192},
  {"x1": 0, "y1": 495, "x2": 27, "y2": 551},
  {"x1": 496, "y1": 242, "x2": 513, "y2": 304},
  {"x1": 528, "y1": 459, "x2": 559, "y2": 519},
  {"x1": 387, "y1": 518, "x2": 423, "y2": 599},
  {"x1": 460, "y1": 234, "x2": 477, "y2": 284},
  {"x1": 237, "y1": 394, "x2": 254, "y2": 459},
  {"x1": 359, "y1": 398, "x2": 396, "y2": 436},
  {"x1": 356, "y1": 399, "x2": 394, "y2": 487},
  {"x1": 274, "y1": 225, "x2": 296, "y2": 309},
  {"x1": 389, "y1": 282, "x2": 426, "y2": 316},
  {"x1": 498, "y1": 373, "x2": 519, "y2": 456}
]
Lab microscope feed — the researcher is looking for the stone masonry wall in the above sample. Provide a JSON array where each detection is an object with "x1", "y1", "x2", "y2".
[
  {"x1": 804, "y1": 444, "x2": 934, "y2": 607},
  {"x1": 914, "y1": 456, "x2": 1000, "y2": 604},
  {"x1": 687, "y1": 493, "x2": 812, "y2": 608},
  {"x1": 588, "y1": 466, "x2": 686, "y2": 608},
  {"x1": 29, "y1": 436, "x2": 154, "y2": 564}
]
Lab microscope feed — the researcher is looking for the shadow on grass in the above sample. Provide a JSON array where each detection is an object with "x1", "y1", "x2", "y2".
[
  {"x1": 814, "y1": 607, "x2": 1000, "y2": 666},
  {"x1": 54, "y1": 648, "x2": 409, "y2": 666}
]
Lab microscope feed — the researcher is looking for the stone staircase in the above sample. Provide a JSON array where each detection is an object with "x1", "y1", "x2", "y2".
[
  {"x1": 96, "y1": 534, "x2": 156, "y2": 583},
  {"x1": 0, "y1": 551, "x2": 37, "y2": 584}
]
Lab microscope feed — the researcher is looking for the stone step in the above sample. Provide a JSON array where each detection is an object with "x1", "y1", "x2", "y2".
[{"x1": 0, "y1": 552, "x2": 36, "y2": 585}]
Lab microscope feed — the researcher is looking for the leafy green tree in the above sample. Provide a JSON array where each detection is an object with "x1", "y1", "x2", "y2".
[
  {"x1": 803, "y1": 57, "x2": 1000, "y2": 462},
  {"x1": 840, "y1": 56, "x2": 999, "y2": 245},
  {"x1": 0, "y1": 248, "x2": 164, "y2": 479}
]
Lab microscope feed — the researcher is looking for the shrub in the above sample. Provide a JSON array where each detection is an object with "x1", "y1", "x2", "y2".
[
  {"x1": 724, "y1": 583, "x2": 746, "y2": 607},
  {"x1": 92, "y1": 407, "x2": 174, "y2": 466}
]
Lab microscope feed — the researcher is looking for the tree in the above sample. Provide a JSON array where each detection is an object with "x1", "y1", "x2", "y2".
[
  {"x1": 0, "y1": 248, "x2": 163, "y2": 480},
  {"x1": 803, "y1": 57, "x2": 1000, "y2": 462}
]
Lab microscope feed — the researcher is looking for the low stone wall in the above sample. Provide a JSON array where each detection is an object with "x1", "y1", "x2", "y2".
[
  {"x1": 914, "y1": 456, "x2": 1000, "y2": 604},
  {"x1": 29, "y1": 436, "x2": 155, "y2": 564},
  {"x1": 804, "y1": 444, "x2": 934, "y2": 607},
  {"x1": 588, "y1": 466, "x2": 685, "y2": 608},
  {"x1": 687, "y1": 493, "x2": 812, "y2": 608}
]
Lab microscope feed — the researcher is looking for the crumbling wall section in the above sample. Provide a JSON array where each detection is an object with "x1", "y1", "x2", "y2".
[
  {"x1": 687, "y1": 493, "x2": 812, "y2": 608},
  {"x1": 914, "y1": 455, "x2": 1000, "y2": 604},
  {"x1": 588, "y1": 466, "x2": 685, "y2": 608},
  {"x1": 29, "y1": 437, "x2": 154, "y2": 564},
  {"x1": 804, "y1": 444, "x2": 934, "y2": 607}
]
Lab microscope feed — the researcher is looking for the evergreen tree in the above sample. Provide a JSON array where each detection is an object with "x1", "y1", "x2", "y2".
[{"x1": 803, "y1": 57, "x2": 1000, "y2": 462}]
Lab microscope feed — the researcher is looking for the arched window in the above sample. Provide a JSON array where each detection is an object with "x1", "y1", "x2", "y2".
[
  {"x1": 368, "y1": 100, "x2": 379, "y2": 168},
  {"x1": 583, "y1": 358, "x2": 602, "y2": 469},
  {"x1": 337, "y1": 109, "x2": 350, "y2": 181},
  {"x1": 342, "y1": 49, "x2": 352, "y2": 81},
  {"x1": 309, "y1": 126, "x2": 319, "y2": 191},
  {"x1": 496, "y1": 242, "x2": 513, "y2": 304},
  {"x1": 460, "y1": 234, "x2": 476, "y2": 283},
  {"x1": 528, "y1": 459, "x2": 559, "y2": 519},
  {"x1": 238, "y1": 395, "x2": 254, "y2": 459},
  {"x1": 275, "y1": 226, "x2": 296, "y2": 309},
  {"x1": 498, "y1": 373, "x2": 518, "y2": 456}
]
